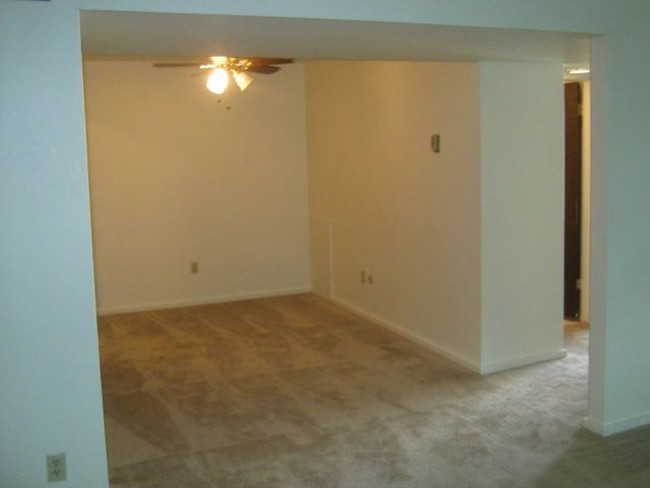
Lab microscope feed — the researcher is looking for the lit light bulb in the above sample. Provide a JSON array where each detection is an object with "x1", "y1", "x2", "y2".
[
  {"x1": 206, "y1": 68, "x2": 229, "y2": 94},
  {"x1": 568, "y1": 68, "x2": 590, "y2": 75}
]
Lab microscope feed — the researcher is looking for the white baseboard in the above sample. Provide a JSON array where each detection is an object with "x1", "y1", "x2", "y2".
[
  {"x1": 329, "y1": 296, "x2": 569, "y2": 376},
  {"x1": 479, "y1": 349, "x2": 567, "y2": 374},
  {"x1": 96, "y1": 286, "x2": 312, "y2": 316},
  {"x1": 583, "y1": 412, "x2": 650, "y2": 437},
  {"x1": 330, "y1": 296, "x2": 482, "y2": 373}
]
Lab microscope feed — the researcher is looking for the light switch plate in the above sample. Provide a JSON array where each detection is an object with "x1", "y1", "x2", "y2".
[{"x1": 431, "y1": 134, "x2": 441, "y2": 153}]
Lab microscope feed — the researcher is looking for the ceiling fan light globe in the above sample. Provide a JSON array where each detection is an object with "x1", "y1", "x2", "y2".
[
  {"x1": 234, "y1": 71, "x2": 254, "y2": 91},
  {"x1": 206, "y1": 68, "x2": 229, "y2": 95}
]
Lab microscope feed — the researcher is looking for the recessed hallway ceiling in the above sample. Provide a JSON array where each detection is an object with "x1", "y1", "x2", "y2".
[{"x1": 81, "y1": 11, "x2": 591, "y2": 64}]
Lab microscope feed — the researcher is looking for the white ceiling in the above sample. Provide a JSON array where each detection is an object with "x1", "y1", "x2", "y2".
[{"x1": 81, "y1": 11, "x2": 592, "y2": 68}]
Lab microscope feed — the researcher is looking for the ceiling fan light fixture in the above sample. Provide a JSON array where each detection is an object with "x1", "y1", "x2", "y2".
[
  {"x1": 233, "y1": 71, "x2": 254, "y2": 91},
  {"x1": 210, "y1": 56, "x2": 228, "y2": 66},
  {"x1": 153, "y1": 56, "x2": 294, "y2": 97},
  {"x1": 568, "y1": 68, "x2": 590, "y2": 75},
  {"x1": 206, "y1": 67, "x2": 229, "y2": 94}
]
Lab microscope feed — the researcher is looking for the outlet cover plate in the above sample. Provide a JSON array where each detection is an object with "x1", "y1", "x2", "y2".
[{"x1": 46, "y1": 453, "x2": 67, "y2": 483}]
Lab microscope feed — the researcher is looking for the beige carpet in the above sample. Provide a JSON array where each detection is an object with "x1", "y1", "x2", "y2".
[{"x1": 99, "y1": 294, "x2": 650, "y2": 487}]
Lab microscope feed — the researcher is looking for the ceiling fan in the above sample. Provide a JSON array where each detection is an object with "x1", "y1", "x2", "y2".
[{"x1": 153, "y1": 56, "x2": 294, "y2": 95}]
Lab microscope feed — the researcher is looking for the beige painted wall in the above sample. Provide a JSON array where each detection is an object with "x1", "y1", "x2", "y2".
[
  {"x1": 306, "y1": 61, "x2": 483, "y2": 369},
  {"x1": 307, "y1": 60, "x2": 565, "y2": 373},
  {"x1": 479, "y1": 62, "x2": 565, "y2": 373},
  {"x1": 84, "y1": 60, "x2": 311, "y2": 313}
]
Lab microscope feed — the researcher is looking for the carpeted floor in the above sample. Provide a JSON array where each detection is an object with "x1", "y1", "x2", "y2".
[{"x1": 99, "y1": 294, "x2": 650, "y2": 487}]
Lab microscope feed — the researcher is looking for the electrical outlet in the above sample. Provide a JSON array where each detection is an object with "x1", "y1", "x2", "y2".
[
  {"x1": 191, "y1": 262, "x2": 199, "y2": 274},
  {"x1": 46, "y1": 453, "x2": 67, "y2": 483}
]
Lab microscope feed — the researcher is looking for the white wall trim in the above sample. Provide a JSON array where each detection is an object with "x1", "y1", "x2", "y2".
[
  {"x1": 327, "y1": 295, "x2": 569, "y2": 376},
  {"x1": 329, "y1": 296, "x2": 482, "y2": 373},
  {"x1": 580, "y1": 80, "x2": 592, "y2": 323},
  {"x1": 97, "y1": 286, "x2": 312, "y2": 315},
  {"x1": 479, "y1": 349, "x2": 567, "y2": 375},
  {"x1": 583, "y1": 412, "x2": 650, "y2": 437},
  {"x1": 327, "y1": 218, "x2": 335, "y2": 299}
]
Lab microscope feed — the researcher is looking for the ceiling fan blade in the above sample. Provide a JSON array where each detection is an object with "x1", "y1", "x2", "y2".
[
  {"x1": 246, "y1": 57, "x2": 294, "y2": 66},
  {"x1": 247, "y1": 65, "x2": 281, "y2": 74},
  {"x1": 153, "y1": 62, "x2": 203, "y2": 68}
]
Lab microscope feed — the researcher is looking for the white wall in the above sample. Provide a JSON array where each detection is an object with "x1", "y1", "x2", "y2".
[
  {"x1": 307, "y1": 60, "x2": 565, "y2": 374},
  {"x1": 0, "y1": 4, "x2": 109, "y2": 488},
  {"x1": 306, "y1": 61, "x2": 483, "y2": 370},
  {"x1": 591, "y1": 24, "x2": 650, "y2": 435},
  {"x1": 479, "y1": 62, "x2": 565, "y2": 373},
  {"x1": 4, "y1": 0, "x2": 650, "y2": 485},
  {"x1": 84, "y1": 60, "x2": 311, "y2": 313}
]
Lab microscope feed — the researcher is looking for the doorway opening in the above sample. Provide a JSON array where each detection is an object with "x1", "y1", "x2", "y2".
[
  {"x1": 79, "y1": 15, "x2": 596, "y2": 480},
  {"x1": 563, "y1": 78, "x2": 591, "y2": 322}
]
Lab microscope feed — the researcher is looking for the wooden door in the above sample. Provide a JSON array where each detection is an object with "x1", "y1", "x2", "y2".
[{"x1": 564, "y1": 82, "x2": 582, "y2": 319}]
